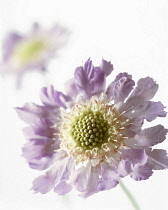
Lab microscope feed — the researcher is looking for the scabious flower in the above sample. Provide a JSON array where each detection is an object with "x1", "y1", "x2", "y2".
[
  {"x1": 1, "y1": 23, "x2": 70, "y2": 87},
  {"x1": 16, "y1": 59, "x2": 168, "y2": 198}
]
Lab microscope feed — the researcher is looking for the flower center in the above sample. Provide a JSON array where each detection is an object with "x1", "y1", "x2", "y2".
[
  {"x1": 60, "y1": 95, "x2": 127, "y2": 163},
  {"x1": 12, "y1": 39, "x2": 46, "y2": 66},
  {"x1": 71, "y1": 111, "x2": 109, "y2": 150}
]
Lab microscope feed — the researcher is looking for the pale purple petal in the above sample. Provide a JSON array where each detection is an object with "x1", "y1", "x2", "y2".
[
  {"x1": 119, "y1": 149, "x2": 151, "y2": 180},
  {"x1": 70, "y1": 162, "x2": 100, "y2": 197},
  {"x1": 2, "y1": 32, "x2": 23, "y2": 61},
  {"x1": 120, "y1": 149, "x2": 148, "y2": 166},
  {"x1": 22, "y1": 138, "x2": 58, "y2": 170},
  {"x1": 125, "y1": 101, "x2": 166, "y2": 122},
  {"x1": 74, "y1": 59, "x2": 113, "y2": 99},
  {"x1": 100, "y1": 58, "x2": 114, "y2": 76},
  {"x1": 124, "y1": 118, "x2": 144, "y2": 138},
  {"x1": 125, "y1": 125, "x2": 168, "y2": 148},
  {"x1": 64, "y1": 78, "x2": 78, "y2": 98},
  {"x1": 69, "y1": 163, "x2": 91, "y2": 192},
  {"x1": 106, "y1": 73, "x2": 135, "y2": 103},
  {"x1": 15, "y1": 103, "x2": 59, "y2": 125},
  {"x1": 118, "y1": 160, "x2": 131, "y2": 177},
  {"x1": 130, "y1": 165, "x2": 153, "y2": 181},
  {"x1": 54, "y1": 181, "x2": 72, "y2": 195},
  {"x1": 15, "y1": 103, "x2": 50, "y2": 124},
  {"x1": 99, "y1": 162, "x2": 119, "y2": 191},
  {"x1": 146, "y1": 149, "x2": 168, "y2": 170},
  {"x1": 32, "y1": 174, "x2": 55, "y2": 194},
  {"x1": 120, "y1": 77, "x2": 158, "y2": 112},
  {"x1": 32, "y1": 154, "x2": 74, "y2": 194},
  {"x1": 40, "y1": 85, "x2": 71, "y2": 109}
]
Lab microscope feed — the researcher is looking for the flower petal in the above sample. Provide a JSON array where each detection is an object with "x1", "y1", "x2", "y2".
[
  {"x1": 100, "y1": 58, "x2": 114, "y2": 76},
  {"x1": 32, "y1": 154, "x2": 74, "y2": 194},
  {"x1": 15, "y1": 103, "x2": 58, "y2": 125},
  {"x1": 119, "y1": 149, "x2": 151, "y2": 180},
  {"x1": 74, "y1": 59, "x2": 113, "y2": 99},
  {"x1": 106, "y1": 72, "x2": 135, "y2": 103},
  {"x1": 40, "y1": 85, "x2": 71, "y2": 109},
  {"x1": 125, "y1": 101, "x2": 166, "y2": 122},
  {"x1": 54, "y1": 181, "x2": 72, "y2": 195},
  {"x1": 64, "y1": 78, "x2": 79, "y2": 98},
  {"x1": 120, "y1": 77, "x2": 158, "y2": 112},
  {"x1": 16, "y1": 103, "x2": 50, "y2": 124},
  {"x1": 120, "y1": 149, "x2": 148, "y2": 166},
  {"x1": 125, "y1": 125, "x2": 168, "y2": 148},
  {"x1": 2, "y1": 32, "x2": 23, "y2": 61},
  {"x1": 70, "y1": 162, "x2": 100, "y2": 197},
  {"x1": 130, "y1": 165, "x2": 153, "y2": 181},
  {"x1": 22, "y1": 138, "x2": 58, "y2": 170},
  {"x1": 99, "y1": 162, "x2": 119, "y2": 190},
  {"x1": 146, "y1": 149, "x2": 168, "y2": 170}
]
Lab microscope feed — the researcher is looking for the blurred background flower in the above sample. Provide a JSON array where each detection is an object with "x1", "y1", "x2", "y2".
[{"x1": 0, "y1": 22, "x2": 70, "y2": 87}]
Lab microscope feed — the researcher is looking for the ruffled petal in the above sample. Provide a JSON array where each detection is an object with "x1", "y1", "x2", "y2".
[
  {"x1": 32, "y1": 154, "x2": 74, "y2": 194},
  {"x1": 40, "y1": 85, "x2": 71, "y2": 109},
  {"x1": 100, "y1": 58, "x2": 114, "y2": 76},
  {"x1": 70, "y1": 162, "x2": 100, "y2": 198},
  {"x1": 22, "y1": 137, "x2": 58, "y2": 170},
  {"x1": 99, "y1": 162, "x2": 119, "y2": 190},
  {"x1": 74, "y1": 58, "x2": 113, "y2": 99},
  {"x1": 15, "y1": 103, "x2": 50, "y2": 124},
  {"x1": 120, "y1": 77, "x2": 158, "y2": 112},
  {"x1": 15, "y1": 103, "x2": 59, "y2": 125},
  {"x1": 120, "y1": 149, "x2": 148, "y2": 166},
  {"x1": 54, "y1": 181, "x2": 73, "y2": 195},
  {"x1": 106, "y1": 73, "x2": 135, "y2": 103},
  {"x1": 119, "y1": 149, "x2": 151, "y2": 180},
  {"x1": 125, "y1": 125, "x2": 168, "y2": 148},
  {"x1": 125, "y1": 101, "x2": 166, "y2": 122},
  {"x1": 130, "y1": 165, "x2": 153, "y2": 181},
  {"x1": 146, "y1": 149, "x2": 168, "y2": 170},
  {"x1": 124, "y1": 118, "x2": 143, "y2": 138},
  {"x1": 118, "y1": 160, "x2": 131, "y2": 177},
  {"x1": 64, "y1": 78, "x2": 79, "y2": 98}
]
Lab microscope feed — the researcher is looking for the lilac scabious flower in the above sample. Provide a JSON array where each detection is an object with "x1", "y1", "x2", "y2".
[
  {"x1": 16, "y1": 59, "x2": 168, "y2": 198},
  {"x1": 1, "y1": 23, "x2": 70, "y2": 86}
]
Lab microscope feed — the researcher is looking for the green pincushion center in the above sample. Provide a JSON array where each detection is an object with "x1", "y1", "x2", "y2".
[
  {"x1": 71, "y1": 111, "x2": 109, "y2": 149},
  {"x1": 14, "y1": 39, "x2": 46, "y2": 64}
]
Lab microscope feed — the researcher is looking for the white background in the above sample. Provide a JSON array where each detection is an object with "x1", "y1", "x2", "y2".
[{"x1": 0, "y1": 0, "x2": 168, "y2": 209}]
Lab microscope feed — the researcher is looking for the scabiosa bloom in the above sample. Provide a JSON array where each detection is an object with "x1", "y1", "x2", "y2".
[
  {"x1": 1, "y1": 23, "x2": 70, "y2": 86},
  {"x1": 16, "y1": 59, "x2": 168, "y2": 198}
]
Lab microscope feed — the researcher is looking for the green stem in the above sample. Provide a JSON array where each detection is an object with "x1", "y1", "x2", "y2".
[{"x1": 119, "y1": 180, "x2": 140, "y2": 210}]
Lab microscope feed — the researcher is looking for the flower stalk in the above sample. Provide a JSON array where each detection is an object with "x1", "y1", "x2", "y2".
[{"x1": 119, "y1": 180, "x2": 140, "y2": 210}]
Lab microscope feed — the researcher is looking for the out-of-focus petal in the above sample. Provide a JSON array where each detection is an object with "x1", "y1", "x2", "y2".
[{"x1": 2, "y1": 32, "x2": 23, "y2": 61}]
